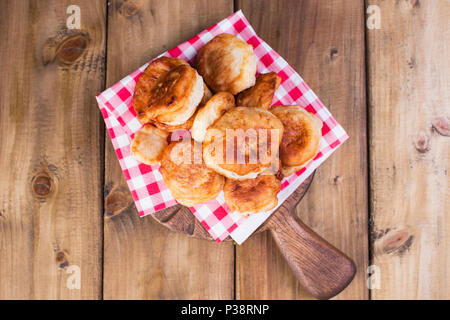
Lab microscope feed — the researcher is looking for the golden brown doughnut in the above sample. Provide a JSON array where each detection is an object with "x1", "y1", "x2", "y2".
[
  {"x1": 133, "y1": 57, "x2": 203, "y2": 126},
  {"x1": 203, "y1": 107, "x2": 284, "y2": 180},
  {"x1": 191, "y1": 92, "x2": 235, "y2": 142},
  {"x1": 223, "y1": 174, "x2": 281, "y2": 216},
  {"x1": 130, "y1": 124, "x2": 169, "y2": 165}
]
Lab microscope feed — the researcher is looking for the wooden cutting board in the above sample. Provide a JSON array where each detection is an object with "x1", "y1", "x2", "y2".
[{"x1": 151, "y1": 172, "x2": 356, "y2": 299}]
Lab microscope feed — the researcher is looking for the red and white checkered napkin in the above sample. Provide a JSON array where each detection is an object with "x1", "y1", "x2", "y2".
[{"x1": 96, "y1": 10, "x2": 348, "y2": 244}]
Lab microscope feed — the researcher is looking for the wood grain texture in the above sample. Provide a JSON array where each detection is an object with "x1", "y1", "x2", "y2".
[
  {"x1": 366, "y1": 0, "x2": 450, "y2": 299},
  {"x1": 103, "y1": 0, "x2": 234, "y2": 299},
  {"x1": 235, "y1": 0, "x2": 369, "y2": 300},
  {"x1": 0, "y1": 0, "x2": 105, "y2": 299}
]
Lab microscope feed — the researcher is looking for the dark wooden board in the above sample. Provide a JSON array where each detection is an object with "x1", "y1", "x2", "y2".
[{"x1": 103, "y1": 0, "x2": 235, "y2": 300}]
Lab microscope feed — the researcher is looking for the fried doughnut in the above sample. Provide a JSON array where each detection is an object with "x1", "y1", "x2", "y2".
[
  {"x1": 270, "y1": 105, "x2": 322, "y2": 175},
  {"x1": 133, "y1": 57, "x2": 204, "y2": 126},
  {"x1": 130, "y1": 124, "x2": 169, "y2": 165},
  {"x1": 236, "y1": 72, "x2": 281, "y2": 110},
  {"x1": 191, "y1": 92, "x2": 235, "y2": 142},
  {"x1": 203, "y1": 107, "x2": 284, "y2": 180},
  {"x1": 223, "y1": 174, "x2": 281, "y2": 216},
  {"x1": 197, "y1": 33, "x2": 257, "y2": 95},
  {"x1": 160, "y1": 139, "x2": 224, "y2": 206}
]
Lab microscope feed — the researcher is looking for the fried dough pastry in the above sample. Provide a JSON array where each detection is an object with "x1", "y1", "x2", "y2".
[
  {"x1": 203, "y1": 107, "x2": 284, "y2": 180},
  {"x1": 270, "y1": 105, "x2": 322, "y2": 176},
  {"x1": 130, "y1": 124, "x2": 169, "y2": 165},
  {"x1": 236, "y1": 72, "x2": 281, "y2": 110},
  {"x1": 191, "y1": 92, "x2": 235, "y2": 142},
  {"x1": 133, "y1": 57, "x2": 204, "y2": 126},
  {"x1": 223, "y1": 174, "x2": 281, "y2": 216},
  {"x1": 148, "y1": 83, "x2": 213, "y2": 132},
  {"x1": 197, "y1": 33, "x2": 257, "y2": 95},
  {"x1": 160, "y1": 139, "x2": 224, "y2": 206}
]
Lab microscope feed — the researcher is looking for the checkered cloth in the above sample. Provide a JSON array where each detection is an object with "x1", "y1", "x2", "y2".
[{"x1": 96, "y1": 10, "x2": 348, "y2": 244}]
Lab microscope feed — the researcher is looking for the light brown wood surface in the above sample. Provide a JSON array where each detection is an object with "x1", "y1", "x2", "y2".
[
  {"x1": 266, "y1": 199, "x2": 356, "y2": 300},
  {"x1": 103, "y1": 0, "x2": 234, "y2": 299},
  {"x1": 0, "y1": 0, "x2": 105, "y2": 299},
  {"x1": 366, "y1": 0, "x2": 450, "y2": 299},
  {"x1": 235, "y1": 0, "x2": 369, "y2": 300}
]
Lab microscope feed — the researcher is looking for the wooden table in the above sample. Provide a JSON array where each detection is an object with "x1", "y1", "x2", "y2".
[{"x1": 0, "y1": 0, "x2": 448, "y2": 300}]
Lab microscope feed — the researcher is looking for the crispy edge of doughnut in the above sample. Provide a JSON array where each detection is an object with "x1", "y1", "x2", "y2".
[
  {"x1": 281, "y1": 159, "x2": 314, "y2": 177},
  {"x1": 159, "y1": 140, "x2": 224, "y2": 206}
]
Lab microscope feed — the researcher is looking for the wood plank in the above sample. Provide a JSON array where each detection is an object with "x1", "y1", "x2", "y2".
[
  {"x1": 367, "y1": 0, "x2": 450, "y2": 299},
  {"x1": 0, "y1": 0, "x2": 105, "y2": 299},
  {"x1": 235, "y1": 0, "x2": 369, "y2": 299},
  {"x1": 103, "y1": 0, "x2": 234, "y2": 299}
]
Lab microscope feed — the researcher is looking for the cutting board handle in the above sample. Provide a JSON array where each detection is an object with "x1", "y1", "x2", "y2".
[{"x1": 268, "y1": 207, "x2": 356, "y2": 300}]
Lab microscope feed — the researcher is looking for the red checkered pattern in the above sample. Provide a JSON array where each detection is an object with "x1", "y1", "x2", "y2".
[{"x1": 96, "y1": 10, "x2": 348, "y2": 244}]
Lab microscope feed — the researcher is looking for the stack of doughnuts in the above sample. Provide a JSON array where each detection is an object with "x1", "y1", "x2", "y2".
[{"x1": 131, "y1": 34, "x2": 322, "y2": 216}]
